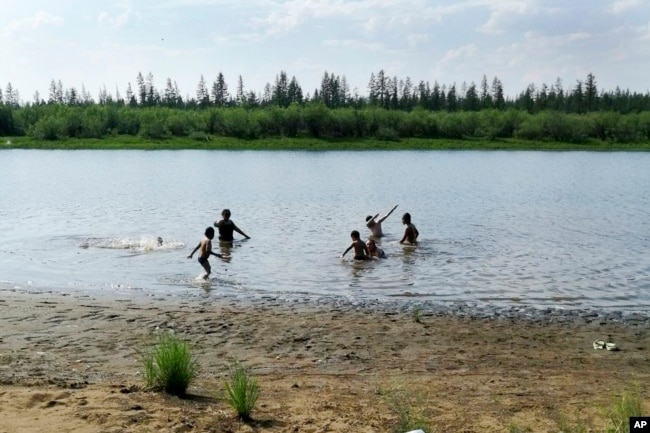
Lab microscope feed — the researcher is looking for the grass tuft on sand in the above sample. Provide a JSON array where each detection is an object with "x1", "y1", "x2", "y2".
[
  {"x1": 140, "y1": 333, "x2": 198, "y2": 396},
  {"x1": 223, "y1": 359, "x2": 260, "y2": 421}
]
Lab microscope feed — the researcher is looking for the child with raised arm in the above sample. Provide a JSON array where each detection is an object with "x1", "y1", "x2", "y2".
[
  {"x1": 365, "y1": 204, "x2": 398, "y2": 238},
  {"x1": 341, "y1": 230, "x2": 370, "y2": 260},
  {"x1": 188, "y1": 227, "x2": 222, "y2": 280}
]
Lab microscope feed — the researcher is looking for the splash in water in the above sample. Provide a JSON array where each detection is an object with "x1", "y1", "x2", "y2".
[{"x1": 78, "y1": 235, "x2": 184, "y2": 253}]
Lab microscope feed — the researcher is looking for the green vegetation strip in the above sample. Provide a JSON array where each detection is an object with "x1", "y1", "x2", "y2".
[{"x1": 4, "y1": 136, "x2": 650, "y2": 151}]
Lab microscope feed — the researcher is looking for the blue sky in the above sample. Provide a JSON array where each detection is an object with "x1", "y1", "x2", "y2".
[{"x1": 2, "y1": 0, "x2": 649, "y2": 103}]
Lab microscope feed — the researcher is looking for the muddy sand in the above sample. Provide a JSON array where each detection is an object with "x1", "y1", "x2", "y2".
[{"x1": 1, "y1": 289, "x2": 649, "y2": 433}]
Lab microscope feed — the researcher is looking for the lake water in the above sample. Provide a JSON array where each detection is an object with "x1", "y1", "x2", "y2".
[{"x1": 1, "y1": 149, "x2": 648, "y2": 312}]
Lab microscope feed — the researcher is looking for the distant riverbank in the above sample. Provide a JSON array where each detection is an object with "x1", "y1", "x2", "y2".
[{"x1": 2, "y1": 135, "x2": 650, "y2": 151}]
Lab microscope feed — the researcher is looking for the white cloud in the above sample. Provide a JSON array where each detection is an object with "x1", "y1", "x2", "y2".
[
  {"x1": 438, "y1": 44, "x2": 478, "y2": 65},
  {"x1": 250, "y1": 0, "x2": 410, "y2": 35},
  {"x1": 478, "y1": 1, "x2": 540, "y2": 34},
  {"x1": 608, "y1": 0, "x2": 641, "y2": 14},
  {"x1": 407, "y1": 33, "x2": 430, "y2": 48},
  {"x1": 97, "y1": 7, "x2": 138, "y2": 28},
  {"x1": 322, "y1": 38, "x2": 385, "y2": 52},
  {"x1": 212, "y1": 32, "x2": 265, "y2": 46},
  {"x1": 364, "y1": 16, "x2": 379, "y2": 32},
  {"x1": 4, "y1": 11, "x2": 64, "y2": 35}
]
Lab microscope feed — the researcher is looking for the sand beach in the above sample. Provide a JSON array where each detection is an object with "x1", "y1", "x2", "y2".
[{"x1": 1, "y1": 288, "x2": 649, "y2": 432}]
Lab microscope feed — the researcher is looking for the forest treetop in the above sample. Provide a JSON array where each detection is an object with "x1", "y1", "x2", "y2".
[{"x1": 2, "y1": 70, "x2": 649, "y2": 114}]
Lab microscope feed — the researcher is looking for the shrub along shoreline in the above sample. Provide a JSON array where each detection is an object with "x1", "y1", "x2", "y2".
[{"x1": 3, "y1": 135, "x2": 650, "y2": 151}]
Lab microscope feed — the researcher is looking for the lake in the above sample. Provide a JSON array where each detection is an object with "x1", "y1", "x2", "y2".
[{"x1": 1, "y1": 149, "x2": 648, "y2": 312}]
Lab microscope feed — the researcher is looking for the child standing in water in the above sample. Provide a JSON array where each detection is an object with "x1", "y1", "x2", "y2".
[
  {"x1": 341, "y1": 230, "x2": 370, "y2": 260},
  {"x1": 399, "y1": 212, "x2": 420, "y2": 244},
  {"x1": 188, "y1": 227, "x2": 222, "y2": 279},
  {"x1": 214, "y1": 209, "x2": 250, "y2": 242},
  {"x1": 366, "y1": 239, "x2": 386, "y2": 258}
]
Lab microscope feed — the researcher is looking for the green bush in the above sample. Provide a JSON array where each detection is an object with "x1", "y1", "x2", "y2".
[
  {"x1": 223, "y1": 359, "x2": 260, "y2": 420},
  {"x1": 375, "y1": 126, "x2": 400, "y2": 141},
  {"x1": 32, "y1": 116, "x2": 65, "y2": 140},
  {"x1": 140, "y1": 333, "x2": 198, "y2": 396},
  {"x1": 223, "y1": 108, "x2": 259, "y2": 139}
]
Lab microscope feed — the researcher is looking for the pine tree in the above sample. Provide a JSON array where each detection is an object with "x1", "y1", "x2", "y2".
[
  {"x1": 447, "y1": 84, "x2": 458, "y2": 111},
  {"x1": 115, "y1": 85, "x2": 123, "y2": 106},
  {"x1": 236, "y1": 75, "x2": 244, "y2": 105},
  {"x1": 320, "y1": 71, "x2": 331, "y2": 107},
  {"x1": 56, "y1": 80, "x2": 64, "y2": 104},
  {"x1": 65, "y1": 87, "x2": 78, "y2": 105},
  {"x1": 196, "y1": 75, "x2": 209, "y2": 107},
  {"x1": 5, "y1": 83, "x2": 19, "y2": 106},
  {"x1": 431, "y1": 81, "x2": 440, "y2": 110},
  {"x1": 400, "y1": 77, "x2": 412, "y2": 110},
  {"x1": 273, "y1": 71, "x2": 289, "y2": 107},
  {"x1": 98, "y1": 85, "x2": 108, "y2": 105},
  {"x1": 48, "y1": 80, "x2": 58, "y2": 104},
  {"x1": 126, "y1": 83, "x2": 137, "y2": 107},
  {"x1": 464, "y1": 82, "x2": 480, "y2": 111},
  {"x1": 585, "y1": 73, "x2": 598, "y2": 112},
  {"x1": 262, "y1": 83, "x2": 272, "y2": 106},
  {"x1": 368, "y1": 72, "x2": 377, "y2": 105},
  {"x1": 572, "y1": 80, "x2": 584, "y2": 113},
  {"x1": 211, "y1": 72, "x2": 229, "y2": 107},
  {"x1": 136, "y1": 72, "x2": 146, "y2": 105},
  {"x1": 376, "y1": 69, "x2": 387, "y2": 107},
  {"x1": 287, "y1": 76, "x2": 303, "y2": 105},
  {"x1": 145, "y1": 72, "x2": 157, "y2": 106},
  {"x1": 480, "y1": 75, "x2": 492, "y2": 109},
  {"x1": 491, "y1": 76, "x2": 505, "y2": 110},
  {"x1": 339, "y1": 75, "x2": 350, "y2": 107}
]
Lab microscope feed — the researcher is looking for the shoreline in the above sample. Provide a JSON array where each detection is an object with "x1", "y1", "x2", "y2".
[
  {"x1": 4, "y1": 135, "x2": 650, "y2": 151},
  {"x1": 3, "y1": 284, "x2": 650, "y2": 327},
  {"x1": 1, "y1": 287, "x2": 649, "y2": 432}
]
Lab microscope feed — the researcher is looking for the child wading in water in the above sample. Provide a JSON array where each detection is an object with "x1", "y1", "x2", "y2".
[
  {"x1": 188, "y1": 227, "x2": 222, "y2": 280},
  {"x1": 399, "y1": 212, "x2": 420, "y2": 244},
  {"x1": 341, "y1": 230, "x2": 370, "y2": 260},
  {"x1": 366, "y1": 239, "x2": 386, "y2": 258}
]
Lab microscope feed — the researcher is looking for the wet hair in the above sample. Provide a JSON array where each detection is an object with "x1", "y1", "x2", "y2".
[
  {"x1": 205, "y1": 227, "x2": 215, "y2": 237},
  {"x1": 350, "y1": 230, "x2": 360, "y2": 239},
  {"x1": 402, "y1": 212, "x2": 411, "y2": 224},
  {"x1": 222, "y1": 208, "x2": 231, "y2": 217},
  {"x1": 365, "y1": 215, "x2": 373, "y2": 222}
]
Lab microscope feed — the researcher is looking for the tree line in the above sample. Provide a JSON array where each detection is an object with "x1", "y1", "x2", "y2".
[{"x1": 1, "y1": 71, "x2": 649, "y2": 143}]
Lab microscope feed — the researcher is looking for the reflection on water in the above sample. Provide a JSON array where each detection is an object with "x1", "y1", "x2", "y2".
[{"x1": 0, "y1": 149, "x2": 648, "y2": 311}]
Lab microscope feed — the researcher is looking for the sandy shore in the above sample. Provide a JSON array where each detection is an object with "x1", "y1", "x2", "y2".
[{"x1": 0, "y1": 288, "x2": 649, "y2": 433}]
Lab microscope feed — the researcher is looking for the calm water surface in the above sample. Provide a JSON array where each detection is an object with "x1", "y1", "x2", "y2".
[{"x1": 1, "y1": 150, "x2": 648, "y2": 311}]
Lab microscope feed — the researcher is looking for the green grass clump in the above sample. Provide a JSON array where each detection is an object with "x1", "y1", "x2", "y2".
[
  {"x1": 606, "y1": 384, "x2": 643, "y2": 433},
  {"x1": 223, "y1": 359, "x2": 260, "y2": 421},
  {"x1": 412, "y1": 306, "x2": 422, "y2": 323},
  {"x1": 547, "y1": 384, "x2": 644, "y2": 433},
  {"x1": 507, "y1": 424, "x2": 533, "y2": 433},
  {"x1": 140, "y1": 333, "x2": 198, "y2": 396},
  {"x1": 380, "y1": 382, "x2": 431, "y2": 433}
]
